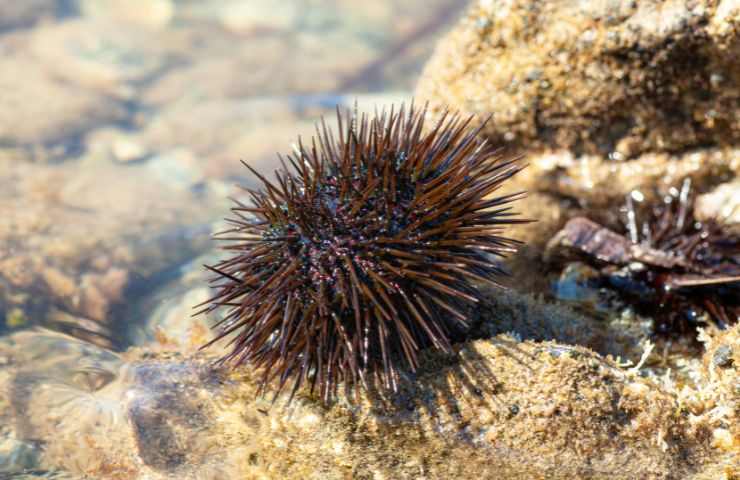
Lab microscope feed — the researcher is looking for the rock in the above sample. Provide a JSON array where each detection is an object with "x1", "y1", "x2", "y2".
[
  {"x1": 474, "y1": 288, "x2": 646, "y2": 362},
  {"x1": 713, "y1": 345, "x2": 734, "y2": 368},
  {"x1": 0, "y1": 1, "x2": 57, "y2": 31},
  {"x1": 77, "y1": 0, "x2": 175, "y2": 29},
  {"x1": 146, "y1": 149, "x2": 205, "y2": 190},
  {"x1": 694, "y1": 324, "x2": 740, "y2": 471},
  {"x1": 27, "y1": 19, "x2": 179, "y2": 98},
  {"x1": 218, "y1": 1, "x2": 299, "y2": 33},
  {"x1": 139, "y1": 93, "x2": 414, "y2": 182},
  {"x1": 0, "y1": 149, "x2": 218, "y2": 347},
  {"x1": 112, "y1": 138, "x2": 148, "y2": 163},
  {"x1": 139, "y1": 97, "x2": 328, "y2": 181},
  {"x1": 510, "y1": 147, "x2": 740, "y2": 209},
  {"x1": 125, "y1": 252, "x2": 217, "y2": 351},
  {"x1": 416, "y1": 0, "x2": 740, "y2": 233},
  {"x1": 695, "y1": 177, "x2": 740, "y2": 223},
  {"x1": 416, "y1": 0, "x2": 740, "y2": 158},
  {"x1": 41, "y1": 268, "x2": 77, "y2": 300},
  {"x1": 0, "y1": 437, "x2": 39, "y2": 473},
  {"x1": 412, "y1": 4, "x2": 740, "y2": 309},
  {"x1": 0, "y1": 56, "x2": 126, "y2": 147},
  {"x1": 86, "y1": 128, "x2": 151, "y2": 163},
  {"x1": 0, "y1": 328, "x2": 730, "y2": 479}
]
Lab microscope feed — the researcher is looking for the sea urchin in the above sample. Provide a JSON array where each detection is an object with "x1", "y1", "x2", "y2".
[
  {"x1": 547, "y1": 178, "x2": 740, "y2": 337},
  {"x1": 198, "y1": 105, "x2": 528, "y2": 402}
]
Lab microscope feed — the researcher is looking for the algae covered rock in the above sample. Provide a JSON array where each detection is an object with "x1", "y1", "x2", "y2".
[
  {"x1": 416, "y1": 0, "x2": 740, "y2": 218},
  {"x1": 698, "y1": 324, "x2": 740, "y2": 454},
  {"x1": 416, "y1": 0, "x2": 740, "y2": 158},
  {"x1": 0, "y1": 327, "x2": 732, "y2": 479}
]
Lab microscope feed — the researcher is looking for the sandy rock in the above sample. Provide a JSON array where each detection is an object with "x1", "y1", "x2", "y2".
[
  {"x1": 415, "y1": 0, "x2": 740, "y2": 254},
  {"x1": 695, "y1": 177, "x2": 740, "y2": 223},
  {"x1": 516, "y1": 145, "x2": 740, "y2": 208},
  {"x1": 416, "y1": 0, "x2": 740, "y2": 158},
  {"x1": 0, "y1": 327, "x2": 728, "y2": 479},
  {"x1": 699, "y1": 325, "x2": 740, "y2": 441}
]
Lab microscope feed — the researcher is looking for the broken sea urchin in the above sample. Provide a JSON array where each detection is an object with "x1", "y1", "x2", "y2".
[{"x1": 198, "y1": 105, "x2": 528, "y2": 402}]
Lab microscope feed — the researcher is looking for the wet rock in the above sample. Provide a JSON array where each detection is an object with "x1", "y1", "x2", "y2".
[
  {"x1": 416, "y1": 0, "x2": 740, "y2": 237},
  {"x1": 0, "y1": 56, "x2": 126, "y2": 148},
  {"x1": 693, "y1": 324, "x2": 740, "y2": 470},
  {"x1": 0, "y1": 328, "x2": 727, "y2": 479},
  {"x1": 139, "y1": 96, "x2": 355, "y2": 181},
  {"x1": 218, "y1": 1, "x2": 299, "y2": 33},
  {"x1": 28, "y1": 19, "x2": 180, "y2": 98},
  {"x1": 0, "y1": 1, "x2": 57, "y2": 32},
  {"x1": 77, "y1": 0, "x2": 175, "y2": 29},
  {"x1": 474, "y1": 288, "x2": 645, "y2": 362},
  {"x1": 513, "y1": 147, "x2": 740, "y2": 209},
  {"x1": 146, "y1": 149, "x2": 205, "y2": 190},
  {"x1": 712, "y1": 345, "x2": 734, "y2": 368},
  {"x1": 143, "y1": 0, "x2": 458, "y2": 105},
  {"x1": 86, "y1": 128, "x2": 151, "y2": 164},
  {"x1": 416, "y1": 0, "x2": 740, "y2": 158},
  {"x1": 0, "y1": 437, "x2": 39, "y2": 473},
  {"x1": 125, "y1": 253, "x2": 216, "y2": 350},
  {"x1": 0, "y1": 151, "x2": 217, "y2": 347}
]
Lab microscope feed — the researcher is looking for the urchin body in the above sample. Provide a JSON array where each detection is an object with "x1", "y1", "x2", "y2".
[{"x1": 198, "y1": 106, "x2": 527, "y2": 402}]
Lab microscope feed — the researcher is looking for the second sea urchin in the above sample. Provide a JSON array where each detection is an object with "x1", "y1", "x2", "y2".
[
  {"x1": 198, "y1": 105, "x2": 528, "y2": 402},
  {"x1": 547, "y1": 179, "x2": 740, "y2": 337}
]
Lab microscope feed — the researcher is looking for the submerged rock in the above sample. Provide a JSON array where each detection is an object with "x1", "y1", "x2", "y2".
[
  {"x1": 0, "y1": 325, "x2": 735, "y2": 479},
  {"x1": 0, "y1": 55, "x2": 127, "y2": 148},
  {"x1": 0, "y1": 151, "x2": 217, "y2": 347},
  {"x1": 0, "y1": 1, "x2": 58, "y2": 32}
]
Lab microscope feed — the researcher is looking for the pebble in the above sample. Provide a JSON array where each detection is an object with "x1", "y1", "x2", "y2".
[
  {"x1": 220, "y1": 1, "x2": 298, "y2": 33},
  {"x1": 77, "y1": 0, "x2": 175, "y2": 29},
  {"x1": 712, "y1": 345, "x2": 734, "y2": 368},
  {"x1": 0, "y1": 438, "x2": 39, "y2": 472},
  {"x1": 112, "y1": 138, "x2": 148, "y2": 163},
  {"x1": 41, "y1": 267, "x2": 77, "y2": 299}
]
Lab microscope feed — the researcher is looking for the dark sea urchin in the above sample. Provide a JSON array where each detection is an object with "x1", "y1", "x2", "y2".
[
  {"x1": 548, "y1": 179, "x2": 740, "y2": 337},
  {"x1": 197, "y1": 105, "x2": 528, "y2": 402}
]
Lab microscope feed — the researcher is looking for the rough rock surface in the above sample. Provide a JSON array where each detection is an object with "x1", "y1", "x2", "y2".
[
  {"x1": 416, "y1": 0, "x2": 740, "y2": 241},
  {"x1": 416, "y1": 0, "x2": 740, "y2": 281},
  {"x1": 417, "y1": 0, "x2": 740, "y2": 158},
  {"x1": 0, "y1": 326, "x2": 735, "y2": 479}
]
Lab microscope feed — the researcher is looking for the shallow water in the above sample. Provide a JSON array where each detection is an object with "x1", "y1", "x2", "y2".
[{"x1": 0, "y1": 1, "x2": 462, "y2": 477}]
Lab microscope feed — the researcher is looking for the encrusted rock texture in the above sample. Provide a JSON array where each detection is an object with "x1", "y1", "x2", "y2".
[
  {"x1": 418, "y1": 0, "x2": 739, "y2": 157},
  {"x1": 0, "y1": 324, "x2": 737, "y2": 479},
  {"x1": 416, "y1": 0, "x2": 740, "y2": 211},
  {"x1": 409, "y1": 1, "x2": 740, "y2": 477}
]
